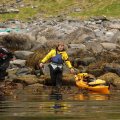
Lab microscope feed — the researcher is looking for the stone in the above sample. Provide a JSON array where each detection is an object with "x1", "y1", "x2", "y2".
[
  {"x1": 68, "y1": 44, "x2": 86, "y2": 51},
  {"x1": 75, "y1": 57, "x2": 96, "y2": 66},
  {"x1": 36, "y1": 36, "x2": 47, "y2": 44},
  {"x1": 10, "y1": 59, "x2": 26, "y2": 67},
  {"x1": 14, "y1": 51, "x2": 34, "y2": 60},
  {"x1": 100, "y1": 43, "x2": 117, "y2": 51},
  {"x1": 15, "y1": 67, "x2": 32, "y2": 76},
  {"x1": 98, "y1": 72, "x2": 120, "y2": 88},
  {"x1": 103, "y1": 63, "x2": 120, "y2": 76},
  {"x1": 13, "y1": 75, "x2": 39, "y2": 85},
  {"x1": 85, "y1": 42, "x2": 103, "y2": 53}
]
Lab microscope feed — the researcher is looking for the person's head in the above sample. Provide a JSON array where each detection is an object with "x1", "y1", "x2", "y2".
[{"x1": 56, "y1": 42, "x2": 65, "y2": 51}]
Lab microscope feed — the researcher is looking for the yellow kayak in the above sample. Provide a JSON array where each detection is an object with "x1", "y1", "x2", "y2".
[{"x1": 75, "y1": 73, "x2": 110, "y2": 94}]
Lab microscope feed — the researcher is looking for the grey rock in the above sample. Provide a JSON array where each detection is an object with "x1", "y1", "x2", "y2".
[
  {"x1": 85, "y1": 42, "x2": 103, "y2": 53},
  {"x1": 109, "y1": 23, "x2": 120, "y2": 29},
  {"x1": 68, "y1": 44, "x2": 86, "y2": 51},
  {"x1": 74, "y1": 57, "x2": 96, "y2": 66},
  {"x1": 10, "y1": 59, "x2": 26, "y2": 67},
  {"x1": 100, "y1": 42, "x2": 118, "y2": 51},
  {"x1": 94, "y1": 29, "x2": 105, "y2": 37},
  {"x1": 14, "y1": 51, "x2": 34, "y2": 60},
  {"x1": 103, "y1": 63, "x2": 120, "y2": 76},
  {"x1": 36, "y1": 36, "x2": 47, "y2": 44},
  {"x1": 15, "y1": 67, "x2": 32, "y2": 76}
]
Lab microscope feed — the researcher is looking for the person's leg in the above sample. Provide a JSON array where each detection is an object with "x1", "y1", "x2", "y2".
[
  {"x1": 56, "y1": 70, "x2": 63, "y2": 88},
  {"x1": 0, "y1": 70, "x2": 6, "y2": 81},
  {"x1": 0, "y1": 61, "x2": 9, "y2": 81},
  {"x1": 49, "y1": 64, "x2": 57, "y2": 86}
]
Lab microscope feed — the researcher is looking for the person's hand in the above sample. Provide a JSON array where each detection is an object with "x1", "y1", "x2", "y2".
[
  {"x1": 39, "y1": 63, "x2": 44, "y2": 68},
  {"x1": 70, "y1": 68, "x2": 75, "y2": 74}
]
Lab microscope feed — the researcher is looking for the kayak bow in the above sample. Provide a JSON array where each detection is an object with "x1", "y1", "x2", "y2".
[{"x1": 75, "y1": 73, "x2": 110, "y2": 94}]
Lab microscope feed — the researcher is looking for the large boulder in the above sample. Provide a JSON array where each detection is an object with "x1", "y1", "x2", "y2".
[
  {"x1": 100, "y1": 42, "x2": 118, "y2": 51},
  {"x1": 14, "y1": 51, "x2": 34, "y2": 60},
  {"x1": 68, "y1": 44, "x2": 87, "y2": 51},
  {"x1": 36, "y1": 36, "x2": 47, "y2": 45},
  {"x1": 10, "y1": 59, "x2": 26, "y2": 67},
  {"x1": 108, "y1": 23, "x2": 120, "y2": 30},
  {"x1": 98, "y1": 72, "x2": 120, "y2": 89},
  {"x1": 13, "y1": 75, "x2": 39, "y2": 85},
  {"x1": 74, "y1": 57, "x2": 96, "y2": 66},
  {"x1": 65, "y1": 27, "x2": 95, "y2": 44},
  {"x1": 86, "y1": 61, "x2": 105, "y2": 77},
  {"x1": 103, "y1": 63, "x2": 120, "y2": 76},
  {"x1": 0, "y1": 33, "x2": 33, "y2": 50},
  {"x1": 26, "y1": 47, "x2": 48, "y2": 68},
  {"x1": 85, "y1": 42, "x2": 103, "y2": 54}
]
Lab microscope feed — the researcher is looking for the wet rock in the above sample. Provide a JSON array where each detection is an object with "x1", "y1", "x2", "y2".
[
  {"x1": 7, "y1": 68, "x2": 18, "y2": 80},
  {"x1": 13, "y1": 75, "x2": 39, "y2": 85},
  {"x1": 1, "y1": 33, "x2": 33, "y2": 50},
  {"x1": 14, "y1": 51, "x2": 34, "y2": 60},
  {"x1": 98, "y1": 72, "x2": 120, "y2": 89},
  {"x1": 103, "y1": 63, "x2": 120, "y2": 76},
  {"x1": 86, "y1": 61, "x2": 105, "y2": 77},
  {"x1": 26, "y1": 47, "x2": 48, "y2": 68},
  {"x1": 10, "y1": 59, "x2": 26, "y2": 67},
  {"x1": 87, "y1": 68, "x2": 104, "y2": 77},
  {"x1": 15, "y1": 67, "x2": 32, "y2": 76},
  {"x1": 14, "y1": 83, "x2": 24, "y2": 90},
  {"x1": 74, "y1": 57, "x2": 96, "y2": 66},
  {"x1": 28, "y1": 83, "x2": 44, "y2": 87}
]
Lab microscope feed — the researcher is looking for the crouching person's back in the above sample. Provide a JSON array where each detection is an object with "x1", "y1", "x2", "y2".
[{"x1": 0, "y1": 45, "x2": 13, "y2": 81}]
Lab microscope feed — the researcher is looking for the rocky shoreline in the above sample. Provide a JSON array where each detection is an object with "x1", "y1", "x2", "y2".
[{"x1": 0, "y1": 16, "x2": 120, "y2": 95}]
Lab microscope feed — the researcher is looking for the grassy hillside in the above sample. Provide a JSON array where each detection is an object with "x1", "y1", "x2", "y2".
[
  {"x1": 0, "y1": 0, "x2": 120, "y2": 21},
  {"x1": 70, "y1": 0, "x2": 120, "y2": 19}
]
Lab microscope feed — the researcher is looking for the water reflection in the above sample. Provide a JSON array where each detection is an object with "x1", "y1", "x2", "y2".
[
  {"x1": 74, "y1": 92, "x2": 110, "y2": 101},
  {"x1": 41, "y1": 88, "x2": 70, "y2": 115},
  {"x1": 49, "y1": 88, "x2": 63, "y2": 101},
  {"x1": 0, "y1": 95, "x2": 5, "y2": 101},
  {"x1": 0, "y1": 87, "x2": 120, "y2": 120}
]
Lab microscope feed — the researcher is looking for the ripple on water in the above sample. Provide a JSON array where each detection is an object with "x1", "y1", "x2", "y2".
[{"x1": 0, "y1": 87, "x2": 120, "y2": 120}]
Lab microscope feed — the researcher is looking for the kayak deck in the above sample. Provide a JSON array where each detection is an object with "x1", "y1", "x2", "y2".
[{"x1": 75, "y1": 74, "x2": 110, "y2": 94}]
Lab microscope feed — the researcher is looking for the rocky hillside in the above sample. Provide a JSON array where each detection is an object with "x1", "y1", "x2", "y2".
[
  {"x1": 0, "y1": 0, "x2": 119, "y2": 21},
  {"x1": 0, "y1": 0, "x2": 120, "y2": 94}
]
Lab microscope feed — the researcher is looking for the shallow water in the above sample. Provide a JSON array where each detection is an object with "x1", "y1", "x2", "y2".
[{"x1": 0, "y1": 86, "x2": 120, "y2": 120}]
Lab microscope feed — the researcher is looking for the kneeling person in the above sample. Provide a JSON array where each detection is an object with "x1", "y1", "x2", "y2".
[{"x1": 0, "y1": 46, "x2": 13, "y2": 81}]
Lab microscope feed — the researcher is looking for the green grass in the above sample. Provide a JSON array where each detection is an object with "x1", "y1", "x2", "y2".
[
  {"x1": 0, "y1": 0, "x2": 76, "y2": 21},
  {"x1": 70, "y1": 0, "x2": 120, "y2": 19},
  {"x1": 0, "y1": 0, "x2": 120, "y2": 21}
]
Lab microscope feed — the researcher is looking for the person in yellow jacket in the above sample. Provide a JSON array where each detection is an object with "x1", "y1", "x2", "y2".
[{"x1": 39, "y1": 42, "x2": 74, "y2": 87}]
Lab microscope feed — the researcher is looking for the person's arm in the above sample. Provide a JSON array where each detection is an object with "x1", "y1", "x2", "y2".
[
  {"x1": 39, "y1": 49, "x2": 55, "y2": 68},
  {"x1": 40, "y1": 49, "x2": 54, "y2": 63},
  {"x1": 63, "y1": 52, "x2": 74, "y2": 74}
]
